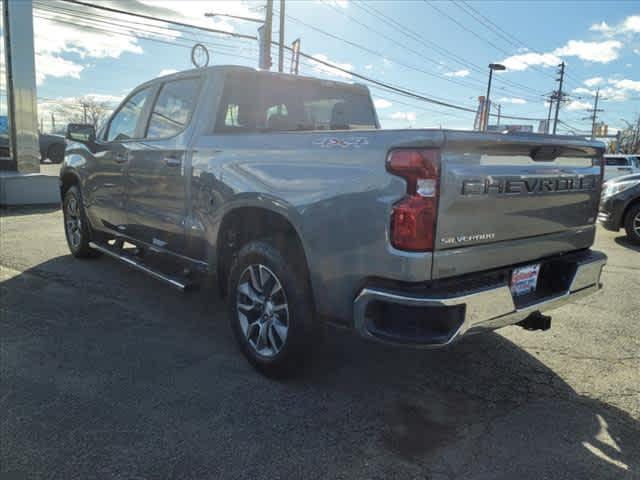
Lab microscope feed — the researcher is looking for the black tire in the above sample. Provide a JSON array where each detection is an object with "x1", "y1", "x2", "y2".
[
  {"x1": 228, "y1": 240, "x2": 313, "y2": 377},
  {"x1": 48, "y1": 143, "x2": 65, "y2": 164},
  {"x1": 623, "y1": 203, "x2": 640, "y2": 245},
  {"x1": 63, "y1": 186, "x2": 101, "y2": 258}
]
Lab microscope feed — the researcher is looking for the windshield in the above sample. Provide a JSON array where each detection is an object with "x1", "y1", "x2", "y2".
[{"x1": 215, "y1": 72, "x2": 377, "y2": 133}]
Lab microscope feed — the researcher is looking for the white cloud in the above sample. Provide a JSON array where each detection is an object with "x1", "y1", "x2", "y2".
[
  {"x1": 589, "y1": 15, "x2": 640, "y2": 36},
  {"x1": 607, "y1": 78, "x2": 640, "y2": 92},
  {"x1": 32, "y1": 0, "x2": 259, "y2": 86},
  {"x1": 635, "y1": 49, "x2": 640, "y2": 56},
  {"x1": 364, "y1": 64, "x2": 373, "y2": 70},
  {"x1": 573, "y1": 87, "x2": 596, "y2": 96},
  {"x1": 390, "y1": 111, "x2": 417, "y2": 122},
  {"x1": 497, "y1": 97, "x2": 527, "y2": 105},
  {"x1": 33, "y1": 14, "x2": 144, "y2": 85},
  {"x1": 501, "y1": 38, "x2": 622, "y2": 73},
  {"x1": 553, "y1": 40, "x2": 622, "y2": 63},
  {"x1": 444, "y1": 69, "x2": 470, "y2": 78},
  {"x1": 158, "y1": 69, "x2": 179, "y2": 77},
  {"x1": 500, "y1": 52, "x2": 561, "y2": 71},
  {"x1": 584, "y1": 77, "x2": 604, "y2": 87},
  {"x1": 566, "y1": 100, "x2": 592, "y2": 111},
  {"x1": 374, "y1": 99, "x2": 392, "y2": 109},
  {"x1": 310, "y1": 54, "x2": 353, "y2": 80},
  {"x1": 589, "y1": 21, "x2": 611, "y2": 33}
]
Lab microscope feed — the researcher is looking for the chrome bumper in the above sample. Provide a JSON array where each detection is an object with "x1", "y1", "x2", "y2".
[{"x1": 353, "y1": 250, "x2": 606, "y2": 348}]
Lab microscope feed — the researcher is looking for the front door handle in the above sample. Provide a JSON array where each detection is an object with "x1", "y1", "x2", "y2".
[
  {"x1": 114, "y1": 153, "x2": 128, "y2": 163},
  {"x1": 164, "y1": 156, "x2": 182, "y2": 167}
]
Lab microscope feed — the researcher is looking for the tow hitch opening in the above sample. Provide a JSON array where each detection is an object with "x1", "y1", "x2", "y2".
[{"x1": 517, "y1": 312, "x2": 552, "y2": 331}]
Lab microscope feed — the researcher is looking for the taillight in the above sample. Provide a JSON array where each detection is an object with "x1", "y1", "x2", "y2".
[{"x1": 387, "y1": 149, "x2": 440, "y2": 251}]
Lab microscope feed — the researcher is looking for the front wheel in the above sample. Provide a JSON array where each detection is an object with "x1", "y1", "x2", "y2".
[
  {"x1": 228, "y1": 240, "x2": 313, "y2": 377},
  {"x1": 63, "y1": 186, "x2": 100, "y2": 258},
  {"x1": 623, "y1": 203, "x2": 640, "y2": 245}
]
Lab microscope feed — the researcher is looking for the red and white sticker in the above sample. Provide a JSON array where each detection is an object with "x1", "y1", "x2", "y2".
[{"x1": 510, "y1": 264, "x2": 540, "y2": 297}]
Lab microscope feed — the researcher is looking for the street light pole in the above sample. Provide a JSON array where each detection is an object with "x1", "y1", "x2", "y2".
[{"x1": 483, "y1": 63, "x2": 505, "y2": 132}]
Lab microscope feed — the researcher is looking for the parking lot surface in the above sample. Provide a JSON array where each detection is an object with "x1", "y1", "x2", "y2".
[{"x1": 1, "y1": 206, "x2": 639, "y2": 479}]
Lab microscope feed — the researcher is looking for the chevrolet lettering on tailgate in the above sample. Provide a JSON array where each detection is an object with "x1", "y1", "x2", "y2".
[{"x1": 462, "y1": 176, "x2": 597, "y2": 195}]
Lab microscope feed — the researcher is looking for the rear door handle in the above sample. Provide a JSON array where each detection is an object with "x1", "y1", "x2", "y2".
[
  {"x1": 164, "y1": 156, "x2": 182, "y2": 167},
  {"x1": 114, "y1": 153, "x2": 128, "y2": 163}
]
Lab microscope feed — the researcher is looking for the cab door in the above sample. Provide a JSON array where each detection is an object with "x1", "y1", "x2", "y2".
[
  {"x1": 85, "y1": 86, "x2": 154, "y2": 233},
  {"x1": 125, "y1": 77, "x2": 202, "y2": 255}
]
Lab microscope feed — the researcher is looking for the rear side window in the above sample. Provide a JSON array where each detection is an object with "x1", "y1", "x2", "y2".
[
  {"x1": 106, "y1": 88, "x2": 151, "y2": 142},
  {"x1": 605, "y1": 157, "x2": 629, "y2": 166},
  {"x1": 216, "y1": 72, "x2": 377, "y2": 133},
  {"x1": 146, "y1": 78, "x2": 200, "y2": 139}
]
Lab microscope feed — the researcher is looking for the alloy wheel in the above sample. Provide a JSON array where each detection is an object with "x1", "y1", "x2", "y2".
[
  {"x1": 65, "y1": 196, "x2": 82, "y2": 249},
  {"x1": 236, "y1": 264, "x2": 289, "y2": 358}
]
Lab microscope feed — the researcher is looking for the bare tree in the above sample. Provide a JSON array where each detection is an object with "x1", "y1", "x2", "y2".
[
  {"x1": 75, "y1": 96, "x2": 112, "y2": 130},
  {"x1": 50, "y1": 96, "x2": 113, "y2": 133}
]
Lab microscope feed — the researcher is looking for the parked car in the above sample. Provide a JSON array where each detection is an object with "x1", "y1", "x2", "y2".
[
  {"x1": 602, "y1": 153, "x2": 640, "y2": 182},
  {"x1": 599, "y1": 173, "x2": 640, "y2": 244},
  {"x1": 59, "y1": 66, "x2": 607, "y2": 376},
  {"x1": 39, "y1": 131, "x2": 66, "y2": 163}
]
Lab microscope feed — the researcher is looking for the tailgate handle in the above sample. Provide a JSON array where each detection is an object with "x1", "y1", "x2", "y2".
[
  {"x1": 530, "y1": 146, "x2": 561, "y2": 161},
  {"x1": 164, "y1": 156, "x2": 181, "y2": 167}
]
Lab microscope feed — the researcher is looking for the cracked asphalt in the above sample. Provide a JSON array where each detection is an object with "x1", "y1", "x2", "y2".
[{"x1": 1, "y1": 205, "x2": 639, "y2": 479}]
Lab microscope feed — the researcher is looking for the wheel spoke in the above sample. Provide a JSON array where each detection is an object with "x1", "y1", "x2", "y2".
[
  {"x1": 238, "y1": 281, "x2": 263, "y2": 307},
  {"x1": 249, "y1": 265, "x2": 263, "y2": 293},
  {"x1": 271, "y1": 319, "x2": 288, "y2": 344}
]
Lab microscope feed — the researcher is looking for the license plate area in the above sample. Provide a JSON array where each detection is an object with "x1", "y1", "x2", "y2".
[{"x1": 510, "y1": 264, "x2": 540, "y2": 297}]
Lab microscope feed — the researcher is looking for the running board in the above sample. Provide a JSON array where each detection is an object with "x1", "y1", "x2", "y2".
[{"x1": 89, "y1": 241, "x2": 191, "y2": 291}]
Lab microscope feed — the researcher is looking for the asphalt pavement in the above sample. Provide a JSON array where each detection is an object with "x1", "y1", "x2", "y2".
[{"x1": 1, "y1": 206, "x2": 639, "y2": 479}]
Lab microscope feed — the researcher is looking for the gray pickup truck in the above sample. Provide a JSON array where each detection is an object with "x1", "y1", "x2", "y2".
[{"x1": 60, "y1": 65, "x2": 607, "y2": 376}]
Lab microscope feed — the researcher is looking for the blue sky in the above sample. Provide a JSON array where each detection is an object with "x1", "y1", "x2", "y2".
[{"x1": 31, "y1": 0, "x2": 640, "y2": 134}]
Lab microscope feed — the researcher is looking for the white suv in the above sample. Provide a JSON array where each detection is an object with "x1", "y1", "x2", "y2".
[{"x1": 603, "y1": 154, "x2": 640, "y2": 182}]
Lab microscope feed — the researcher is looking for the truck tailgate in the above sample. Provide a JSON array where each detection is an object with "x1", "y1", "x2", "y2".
[{"x1": 433, "y1": 131, "x2": 603, "y2": 279}]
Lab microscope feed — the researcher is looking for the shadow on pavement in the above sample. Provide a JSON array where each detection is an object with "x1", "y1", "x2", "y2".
[
  {"x1": 614, "y1": 235, "x2": 640, "y2": 252},
  {"x1": 1, "y1": 255, "x2": 638, "y2": 479},
  {"x1": 0, "y1": 204, "x2": 60, "y2": 217}
]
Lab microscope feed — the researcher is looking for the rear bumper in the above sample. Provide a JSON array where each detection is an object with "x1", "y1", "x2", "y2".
[{"x1": 353, "y1": 249, "x2": 606, "y2": 348}]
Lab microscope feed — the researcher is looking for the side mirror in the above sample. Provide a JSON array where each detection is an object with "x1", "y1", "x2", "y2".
[{"x1": 66, "y1": 123, "x2": 96, "y2": 143}]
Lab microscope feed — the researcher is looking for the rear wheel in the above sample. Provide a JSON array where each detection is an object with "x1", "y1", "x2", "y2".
[
  {"x1": 623, "y1": 203, "x2": 640, "y2": 245},
  {"x1": 228, "y1": 240, "x2": 313, "y2": 377},
  {"x1": 48, "y1": 143, "x2": 65, "y2": 164},
  {"x1": 63, "y1": 186, "x2": 100, "y2": 258}
]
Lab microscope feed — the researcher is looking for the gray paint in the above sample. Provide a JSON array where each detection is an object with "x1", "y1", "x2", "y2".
[{"x1": 60, "y1": 65, "x2": 606, "y2": 324}]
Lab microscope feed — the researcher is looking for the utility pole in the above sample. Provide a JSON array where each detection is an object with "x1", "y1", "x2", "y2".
[
  {"x1": 264, "y1": 0, "x2": 273, "y2": 71},
  {"x1": 82, "y1": 104, "x2": 87, "y2": 124},
  {"x1": 51, "y1": 112, "x2": 55, "y2": 133},
  {"x1": 586, "y1": 89, "x2": 603, "y2": 140},
  {"x1": 545, "y1": 93, "x2": 554, "y2": 134},
  {"x1": 496, "y1": 104, "x2": 501, "y2": 126},
  {"x1": 552, "y1": 61, "x2": 565, "y2": 135},
  {"x1": 278, "y1": 0, "x2": 285, "y2": 73}
]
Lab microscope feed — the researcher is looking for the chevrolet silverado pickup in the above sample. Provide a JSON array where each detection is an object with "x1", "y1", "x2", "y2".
[{"x1": 60, "y1": 66, "x2": 607, "y2": 376}]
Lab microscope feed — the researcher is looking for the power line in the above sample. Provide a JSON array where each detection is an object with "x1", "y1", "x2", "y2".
[
  {"x1": 60, "y1": 0, "x2": 258, "y2": 40},
  {"x1": 454, "y1": 0, "x2": 583, "y2": 90},
  {"x1": 351, "y1": 0, "x2": 545, "y2": 99},
  {"x1": 52, "y1": 0, "x2": 544, "y2": 122}
]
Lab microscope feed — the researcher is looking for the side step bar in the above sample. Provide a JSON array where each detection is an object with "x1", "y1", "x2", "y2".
[{"x1": 89, "y1": 241, "x2": 191, "y2": 291}]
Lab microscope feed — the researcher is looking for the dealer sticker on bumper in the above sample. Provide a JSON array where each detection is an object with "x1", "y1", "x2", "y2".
[{"x1": 510, "y1": 264, "x2": 541, "y2": 297}]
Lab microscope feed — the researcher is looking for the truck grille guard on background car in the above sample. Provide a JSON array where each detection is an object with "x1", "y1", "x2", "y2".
[{"x1": 353, "y1": 250, "x2": 606, "y2": 347}]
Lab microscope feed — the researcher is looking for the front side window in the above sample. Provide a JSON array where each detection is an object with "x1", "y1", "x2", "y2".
[
  {"x1": 216, "y1": 73, "x2": 377, "y2": 133},
  {"x1": 106, "y1": 88, "x2": 151, "y2": 142},
  {"x1": 146, "y1": 78, "x2": 200, "y2": 138}
]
